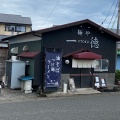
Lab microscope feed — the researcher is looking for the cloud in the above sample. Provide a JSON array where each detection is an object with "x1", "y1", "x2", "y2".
[{"x1": 0, "y1": 0, "x2": 118, "y2": 30}]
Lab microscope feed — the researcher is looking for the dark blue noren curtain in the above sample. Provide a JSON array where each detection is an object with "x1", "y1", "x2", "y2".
[{"x1": 45, "y1": 51, "x2": 62, "y2": 87}]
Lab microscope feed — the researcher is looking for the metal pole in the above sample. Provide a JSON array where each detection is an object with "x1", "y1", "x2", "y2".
[
  {"x1": 0, "y1": 85, "x2": 2, "y2": 94},
  {"x1": 117, "y1": 0, "x2": 120, "y2": 35}
]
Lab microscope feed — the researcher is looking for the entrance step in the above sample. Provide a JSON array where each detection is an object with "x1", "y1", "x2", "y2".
[{"x1": 68, "y1": 88, "x2": 101, "y2": 95}]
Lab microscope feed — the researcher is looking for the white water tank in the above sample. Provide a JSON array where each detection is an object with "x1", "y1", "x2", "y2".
[
  {"x1": 21, "y1": 80, "x2": 32, "y2": 93},
  {"x1": 19, "y1": 76, "x2": 34, "y2": 93}
]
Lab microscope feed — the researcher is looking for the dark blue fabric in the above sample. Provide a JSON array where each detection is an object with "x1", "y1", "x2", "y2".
[{"x1": 45, "y1": 51, "x2": 62, "y2": 87}]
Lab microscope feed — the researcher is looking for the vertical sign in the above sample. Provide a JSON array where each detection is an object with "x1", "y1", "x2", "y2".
[{"x1": 45, "y1": 51, "x2": 62, "y2": 87}]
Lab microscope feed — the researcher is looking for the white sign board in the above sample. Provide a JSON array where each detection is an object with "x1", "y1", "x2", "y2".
[{"x1": 68, "y1": 78, "x2": 76, "y2": 92}]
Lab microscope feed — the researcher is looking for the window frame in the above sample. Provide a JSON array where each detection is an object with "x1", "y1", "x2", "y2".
[
  {"x1": 5, "y1": 24, "x2": 26, "y2": 32},
  {"x1": 94, "y1": 59, "x2": 109, "y2": 72}
]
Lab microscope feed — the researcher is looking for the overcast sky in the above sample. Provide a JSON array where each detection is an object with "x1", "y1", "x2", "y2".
[{"x1": 0, "y1": 0, "x2": 118, "y2": 30}]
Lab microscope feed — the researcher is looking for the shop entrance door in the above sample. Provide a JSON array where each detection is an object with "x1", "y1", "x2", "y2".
[
  {"x1": 80, "y1": 68, "x2": 92, "y2": 88},
  {"x1": 70, "y1": 68, "x2": 93, "y2": 88}
]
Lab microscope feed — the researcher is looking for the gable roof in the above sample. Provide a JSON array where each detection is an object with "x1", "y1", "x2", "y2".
[
  {"x1": 1, "y1": 19, "x2": 120, "y2": 41},
  {"x1": 0, "y1": 13, "x2": 32, "y2": 25},
  {"x1": 35, "y1": 19, "x2": 120, "y2": 40}
]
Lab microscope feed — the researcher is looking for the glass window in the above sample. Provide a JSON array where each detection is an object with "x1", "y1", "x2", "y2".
[
  {"x1": 15, "y1": 26, "x2": 26, "y2": 32},
  {"x1": 15, "y1": 26, "x2": 21, "y2": 32},
  {"x1": 5, "y1": 25, "x2": 15, "y2": 31},
  {"x1": 21, "y1": 26, "x2": 26, "y2": 32},
  {"x1": 94, "y1": 59, "x2": 109, "y2": 71},
  {"x1": 5, "y1": 25, "x2": 26, "y2": 32}
]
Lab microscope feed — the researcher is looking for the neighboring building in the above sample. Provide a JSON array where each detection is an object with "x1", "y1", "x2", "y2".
[
  {"x1": 0, "y1": 13, "x2": 32, "y2": 80},
  {"x1": 2, "y1": 19, "x2": 120, "y2": 92},
  {"x1": 110, "y1": 29, "x2": 120, "y2": 70},
  {"x1": 0, "y1": 13, "x2": 32, "y2": 36},
  {"x1": 116, "y1": 42, "x2": 120, "y2": 70}
]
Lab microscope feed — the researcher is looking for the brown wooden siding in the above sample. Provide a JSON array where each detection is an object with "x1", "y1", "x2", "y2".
[{"x1": 0, "y1": 49, "x2": 8, "y2": 80}]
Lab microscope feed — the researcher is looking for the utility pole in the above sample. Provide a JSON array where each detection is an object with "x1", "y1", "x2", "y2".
[{"x1": 117, "y1": 0, "x2": 120, "y2": 35}]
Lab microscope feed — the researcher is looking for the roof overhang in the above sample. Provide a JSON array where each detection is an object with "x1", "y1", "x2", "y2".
[
  {"x1": 72, "y1": 52, "x2": 102, "y2": 60},
  {"x1": 1, "y1": 31, "x2": 42, "y2": 41},
  {"x1": 17, "y1": 52, "x2": 40, "y2": 58},
  {"x1": 64, "y1": 49, "x2": 102, "y2": 60}
]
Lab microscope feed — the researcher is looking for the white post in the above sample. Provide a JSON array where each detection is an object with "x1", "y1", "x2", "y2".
[{"x1": 0, "y1": 85, "x2": 2, "y2": 94}]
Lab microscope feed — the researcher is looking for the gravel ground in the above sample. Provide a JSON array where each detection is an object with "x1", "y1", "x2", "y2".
[
  {"x1": 0, "y1": 87, "x2": 41, "y2": 103},
  {"x1": 0, "y1": 86, "x2": 117, "y2": 103}
]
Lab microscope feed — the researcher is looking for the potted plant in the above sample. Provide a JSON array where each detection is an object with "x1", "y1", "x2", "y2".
[{"x1": 115, "y1": 70, "x2": 120, "y2": 85}]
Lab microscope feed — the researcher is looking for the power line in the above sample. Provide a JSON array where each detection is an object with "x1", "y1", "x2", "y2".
[
  {"x1": 110, "y1": 12, "x2": 118, "y2": 29},
  {"x1": 101, "y1": 0, "x2": 116, "y2": 26},
  {"x1": 39, "y1": 0, "x2": 61, "y2": 29},
  {"x1": 107, "y1": 2, "x2": 118, "y2": 29}
]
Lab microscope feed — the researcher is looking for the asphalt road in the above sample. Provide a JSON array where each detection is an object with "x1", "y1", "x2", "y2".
[{"x1": 0, "y1": 93, "x2": 120, "y2": 120}]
